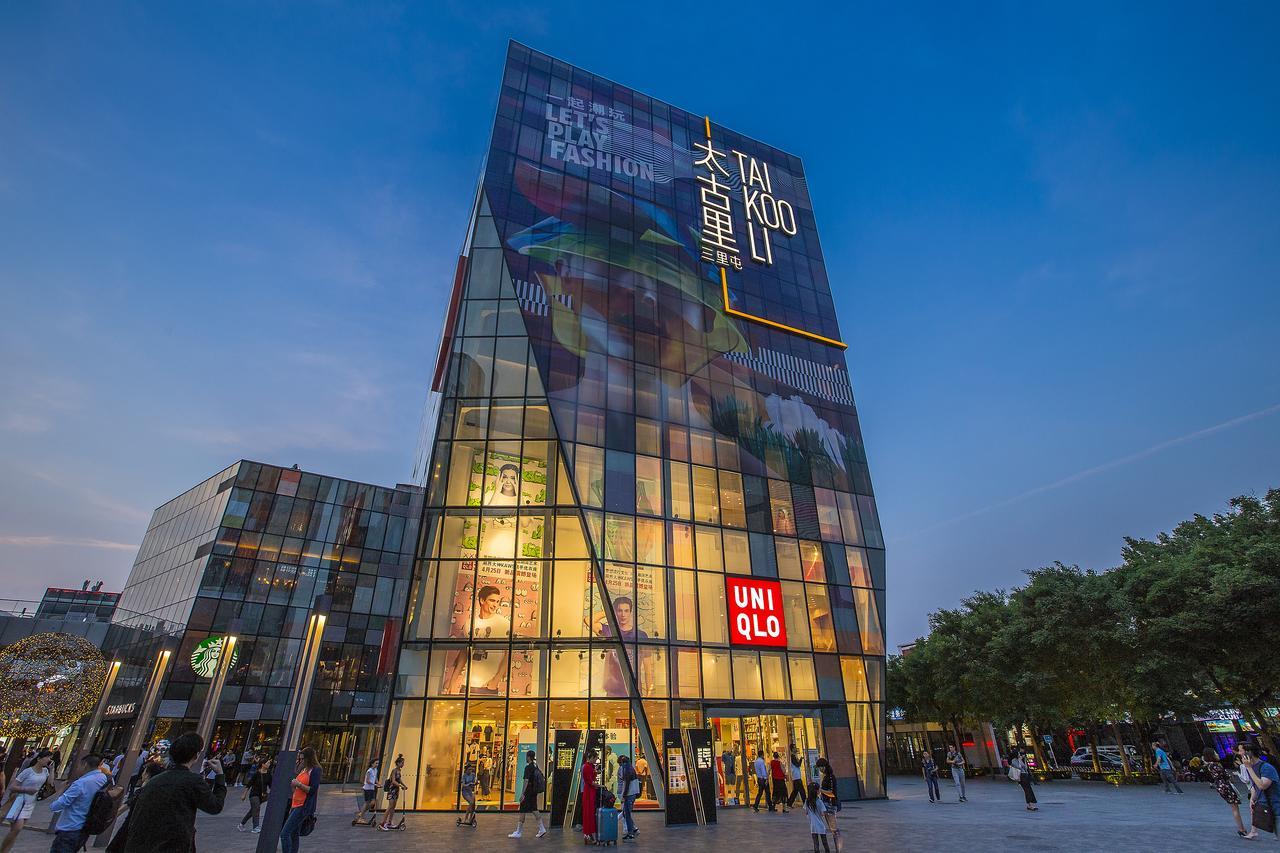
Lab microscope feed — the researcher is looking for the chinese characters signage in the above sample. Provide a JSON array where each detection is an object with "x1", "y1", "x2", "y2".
[
  {"x1": 693, "y1": 120, "x2": 798, "y2": 269},
  {"x1": 725, "y1": 577, "x2": 788, "y2": 648}
]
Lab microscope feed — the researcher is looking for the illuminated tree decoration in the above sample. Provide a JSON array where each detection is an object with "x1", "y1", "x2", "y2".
[{"x1": 0, "y1": 632, "x2": 109, "y2": 739}]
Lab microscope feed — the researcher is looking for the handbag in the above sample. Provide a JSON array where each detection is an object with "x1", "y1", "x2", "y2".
[
  {"x1": 1254, "y1": 787, "x2": 1277, "y2": 835},
  {"x1": 300, "y1": 814, "x2": 317, "y2": 837},
  {"x1": 1008, "y1": 765, "x2": 1022, "y2": 783}
]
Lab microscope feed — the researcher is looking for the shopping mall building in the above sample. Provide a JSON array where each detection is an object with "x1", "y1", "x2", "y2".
[{"x1": 93, "y1": 42, "x2": 886, "y2": 813}]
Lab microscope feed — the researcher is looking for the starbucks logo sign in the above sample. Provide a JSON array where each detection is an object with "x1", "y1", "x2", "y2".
[{"x1": 190, "y1": 637, "x2": 238, "y2": 679}]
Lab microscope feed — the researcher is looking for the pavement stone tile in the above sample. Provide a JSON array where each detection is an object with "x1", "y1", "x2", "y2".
[{"x1": 4, "y1": 775, "x2": 1261, "y2": 852}]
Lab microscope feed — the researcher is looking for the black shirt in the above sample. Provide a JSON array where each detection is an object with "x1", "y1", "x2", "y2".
[{"x1": 122, "y1": 765, "x2": 226, "y2": 853}]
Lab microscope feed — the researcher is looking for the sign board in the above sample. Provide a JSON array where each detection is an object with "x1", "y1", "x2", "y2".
[
  {"x1": 104, "y1": 702, "x2": 136, "y2": 719},
  {"x1": 725, "y1": 577, "x2": 788, "y2": 648},
  {"x1": 191, "y1": 636, "x2": 238, "y2": 679}
]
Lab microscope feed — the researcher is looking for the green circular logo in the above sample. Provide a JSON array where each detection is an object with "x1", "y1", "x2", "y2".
[{"x1": 190, "y1": 637, "x2": 238, "y2": 679}]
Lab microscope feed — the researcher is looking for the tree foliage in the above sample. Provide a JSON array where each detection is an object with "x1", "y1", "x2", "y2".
[{"x1": 888, "y1": 490, "x2": 1280, "y2": 755}]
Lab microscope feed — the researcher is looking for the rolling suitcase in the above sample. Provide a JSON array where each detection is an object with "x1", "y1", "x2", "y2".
[{"x1": 595, "y1": 807, "x2": 620, "y2": 846}]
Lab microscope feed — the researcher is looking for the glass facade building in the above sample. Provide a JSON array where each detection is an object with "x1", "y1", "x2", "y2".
[
  {"x1": 386, "y1": 43, "x2": 886, "y2": 811},
  {"x1": 99, "y1": 461, "x2": 422, "y2": 782}
]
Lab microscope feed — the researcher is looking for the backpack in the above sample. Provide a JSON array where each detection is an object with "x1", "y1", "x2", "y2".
[
  {"x1": 84, "y1": 785, "x2": 117, "y2": 835},
  {"x1": 529, "y1": 764, "x2": 545, "y2": 794}
]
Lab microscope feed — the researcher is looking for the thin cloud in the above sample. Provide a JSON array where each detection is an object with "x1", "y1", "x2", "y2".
[
  {"x1": 897, "y1": 402, "x2": 1280, "y2": 541},
  {"x1": 0, "y1": 535, "x2": 137, "y2": 551}
]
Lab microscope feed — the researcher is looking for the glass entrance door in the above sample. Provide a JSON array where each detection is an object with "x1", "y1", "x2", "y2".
[{"x1": 706, "y1": 712, "x2": 826, "y2": 807}]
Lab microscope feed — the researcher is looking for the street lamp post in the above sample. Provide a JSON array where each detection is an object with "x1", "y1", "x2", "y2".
[
  {"x1": 93, "y1": 641, "x2": 174, "y2": 848},
  {"x1": 255, "y1": 595, "x2": 330, "y2": 853},
  {"x1": 194, "y1": 633, "x2": 239, "y2": 753}
]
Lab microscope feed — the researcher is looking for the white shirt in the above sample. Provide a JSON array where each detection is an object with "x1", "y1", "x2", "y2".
[
  {"x1": 13, "y1": 767, "x2": 48, "y2": 794},
  {"x1": 363, "y1": 767, "x2": 378, "y2": 791},
  {"x1": 473, "y1": 611, "x2": 511, "y2": 640},
  {"x1": 790, "y1": 760, "x2": 803, "y2": 781}
]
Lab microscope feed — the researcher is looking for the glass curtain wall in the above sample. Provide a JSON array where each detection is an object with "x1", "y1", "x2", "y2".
[{"x1": 389, "y1": 41, "x2": 888, "y2": 807}]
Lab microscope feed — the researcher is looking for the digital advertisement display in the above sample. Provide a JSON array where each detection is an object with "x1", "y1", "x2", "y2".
[{"x1": 483, "y1": 43, "x2": 876, "y2": 500}]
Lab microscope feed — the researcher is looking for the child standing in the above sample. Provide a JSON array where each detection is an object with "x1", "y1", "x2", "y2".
[
  {"x1": 803, "y1": 782, "x2": 830, "y2": 853},
  {"x1": 458, "y1": 763, "x2": 478, "y2": 827}
]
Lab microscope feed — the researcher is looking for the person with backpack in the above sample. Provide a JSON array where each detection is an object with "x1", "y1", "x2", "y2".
[
  {"x1": 617, "y1": 755, "x2": 640, "y2": 840},
  {"x1": 509, "y1": 751, "x2": 547, "y2": 839},
  {"x1": 48, "y1": 754, "x2": 114, "y2": 853}
]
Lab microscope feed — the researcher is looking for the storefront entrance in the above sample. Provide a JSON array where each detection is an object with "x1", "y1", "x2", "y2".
[{"x1": 706, "y1": 710, "x2": 826, "y2": 807}]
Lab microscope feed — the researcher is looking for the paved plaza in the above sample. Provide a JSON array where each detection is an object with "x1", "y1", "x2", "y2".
[{"x1": 6, "y1": 774, "x2": 1260, "y2": 852}]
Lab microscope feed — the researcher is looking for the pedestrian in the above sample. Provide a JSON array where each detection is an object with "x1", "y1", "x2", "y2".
[
  {"x1": 225, "y1": 745, "x2": 242, "y2": 788},
  {"x1": 786, "y1": 750, "x2": 806, "y2": 808},
  {"x1": 580, "y1": 748, "x2": 600, "y2": 844},
  {"x1": 802, "y1": 781, "x2": 830, "y2": 853},
  {"x1": 238, "y1": 759, "x2": 270, "y2": 833},
  {"x1": 354, "y1": 758, "x2": 379, "y2": 824},
  {"x1": 814, "y1": 758, "x2": 842, "y2": 853},
  {"x1": 110, "y1": 752, "x2": 125, "y2": 784},
  {"x1": 770, "y1": 751, "x2": 790, "y2": 813},
  {"x1": 115, "y1": 732, "x2": 225, "y2": 853},
  {"x1": 1152, "y1": 741, "x2": 1183, "y2": 794},
  {"x1": 1202, "y1": 748, "x2": 1249, "y2": 838},
  {"x1": 380, "y1": 754, "x2": 406, "y2": 831},
  {"x1": 751, "y1": 750, "x2": 772, "y2": 812},
  {"x1": 1, "y1": 749, "x2": 54, "y2": 853},
  {"x1": 1238, "y1": 742, "x2": 1278, "y2": 840},
  {"x1": 279, "y1": 746, "x2": 321, "y2": 853},
  {"x1": 1009, "y1": 749, "x2": 1038, "y2": 811},
  {"x1": 618, "y1": 754, "x2": 640, "y2": 840},
  {"x1": 946, "y1": 746, "x2": 967, "y2": 802},
  {"x1": 48, "y1": 753, "x2": 114, "y2": 853},
  {"x1": 921, "y1": 753, "x2": 941, "y2": 802},
  {"x1": 458, "y1": 763, "x2": 478, "y2": 827},
  {"x1": 508, "y1": 750, "x2": 547, "y2": 839}
]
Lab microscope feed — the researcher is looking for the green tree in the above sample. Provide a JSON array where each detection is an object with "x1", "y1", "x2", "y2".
[{"x1": 1115, "y1": 489, "x2": 1280, "y2": 752}]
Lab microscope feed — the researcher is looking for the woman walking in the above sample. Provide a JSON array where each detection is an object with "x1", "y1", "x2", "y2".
[
  {"x1": 1202, "y1": 748, "x2": 1249, "y2": 838},
  {"x1": 381, "y1": 754, "x2": 407, "y2": 830},
  {"x1": 1009, "y1": 749, "x2": 1038, "y2": 811},
  {"x1": 238, "y1": 759, "x2": 270, "y2": 832},
  {"x1": 814, "y1": 757, "x2": 842, "y2": 853},
  {"x1": 617, "y1": 755, "x2": 640, "y2": 840},
  {"x1": 280, "y1": 747, "x2": 321, "y2": 853},
  {"x1": 1, "y1": 750, "x2": 53, "y2": 853}
]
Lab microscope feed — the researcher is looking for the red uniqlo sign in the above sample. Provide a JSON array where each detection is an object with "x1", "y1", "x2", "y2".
[{"x1": 726, "y1": 577, "x2": 788, "y2": 648}]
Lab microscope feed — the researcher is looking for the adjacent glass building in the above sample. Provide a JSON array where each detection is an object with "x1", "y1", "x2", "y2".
[
  {"x1": 385, "y1": 43, "x2": 886, "y2": 811},
  {"x1": 99, "y1": 461, "x2": 422, "y2": 781}
]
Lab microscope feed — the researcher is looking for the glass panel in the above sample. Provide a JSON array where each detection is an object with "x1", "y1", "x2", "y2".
[
  {"x1": 512, "y1": 560, "x2": 547, "y2": 638},
  {"x1": 674, "y1": 647, "x2": 701, "y2": 697},
  {"x1": 635, "y1": 518, "x2": 664, "y2": 565},
  {"x1": 697, "y1": 572, "x2": 728, "y2": 645},
  {"x1": 846, "y1": 547, "x2": 872, "y2": 587},
  {"x1": 667, "y1": 461, "x2": 692, "y2": 520},
  {"x1": 849, "y1": 703, "x2": 885, "y2": 798},
  {"x1": 669, "y1": 522, "x2": 694, "y2": 568},
  {"x1": 730, "y1": 651, "x2": 763, "y2": 700},
  {"x1": 384, "y1": 700, "x2": 424, "y2": 805},
  {"x1": 635, "y1": 456, "x2": 663, "y2": 517},
  {"x1": 417, "y1": 699, "x2": 465, "y2": 808},
  {"x1": 694, "y1": 526, "x2": 723, "y2": 572},
  {"x1": 807, "y1": 585, "x2": 837, "y2": 652},
  {"x1": 799, "y1": 540, "x2": 824, "y2": 582},
  {"x1": 691, "y1": 466, "x2": 719, "y2": 524},
  {"x1": 768, "y1": 480, "x2": 796, "y2": 536},
  {"x1": 840, "y1": 655, "x2": 869, "y2": 701},
  {"x1": 551, "y1": 561, "x2": 592, "y2": 638},
  {"x1": 671, "y1": 569, "x2": 699, "y2": 641},
  {"x1": 722, "y1": 529, "x2": 750, "y2": 575},
  {"x1": 775, "y1": 538, "x2": 802, "y2": 580},
  {"x1": 780, "y1": 581, "x2": 812, "y2": 651},
  {"x1": 760, "y1": 651, "x2": 789, "y2": 700},
  {"x1": 575, "y1": 445, "x2": 605, "y2": 507},
  {"x1": 549, "y1": 647, "x2": 590, "y2": 696},
  {"x1": 638, "y1": 646, "x2": 668, "y2": 697},
  {"x1": 718, "y1": 471, "x2": 746, "y2": 528},
  {"x1": 702, "y1": 649, "x2": 731, "y2": 698},
  {"x1": 635, "y1": 564, "x2": 666, "y2": 640},
  {"x1": 836, "y1": 492, "x2": 862, "y2": 545},
  {"x1": 464, "y1": 699, "x2": 505, "y2": 810},
  {"x1": 504, "y1": 700, "x2": 546, "y2": 809},
  {"x1": 511, "y1": 647, "x2": 545, "y2": 698},
  {"x1": 788, "y1": 655, "x2": 818, "y2": 701},
  {"x1": 854, "y1": 588, "x2": 886, "y2": 655}
]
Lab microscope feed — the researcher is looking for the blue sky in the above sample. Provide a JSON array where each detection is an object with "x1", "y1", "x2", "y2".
[{"x1": 1, "y1": 2, "x2": 1277, "y2": 646}]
